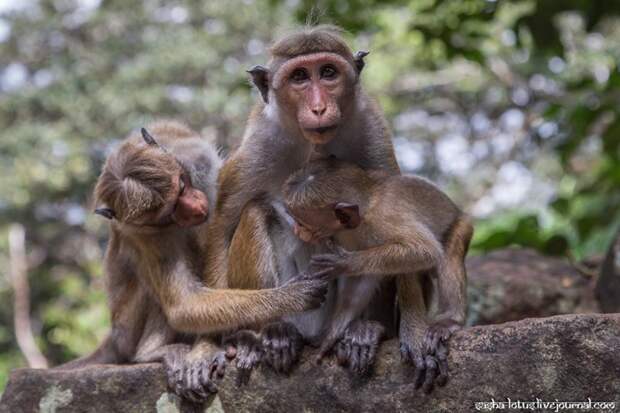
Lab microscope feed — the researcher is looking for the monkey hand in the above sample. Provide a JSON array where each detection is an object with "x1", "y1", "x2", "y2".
[
  {"x1": 261, "y1": 321, "x2": 304, "y2": 374},
  {"x1": 222, "y1": 330, "x2": 262, "y2": 386},
  {"x1": 336, "y1": 320, "x2": 385, "y2": 376},
  {"x1": 400, "y1": 327, "x2": 449, "y2": 394},
  {"x1": 293, "y1": 223, "x2": 318, "y2": 244},
  {"x1": 309, "y1": 247, "x2": 354, "y2": 278},
  {"x1": 280, "y1": 272, "x2": 329, "y2": 311}
]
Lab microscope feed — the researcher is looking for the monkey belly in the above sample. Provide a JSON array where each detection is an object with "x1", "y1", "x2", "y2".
[{"x1": 271, "y1": 204, "x2": 334, "y2": 339}]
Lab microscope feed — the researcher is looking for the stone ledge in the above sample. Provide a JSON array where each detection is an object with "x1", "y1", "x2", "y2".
[{"x1": 1, "y1": 314, "x2": 619, "y2": 413}]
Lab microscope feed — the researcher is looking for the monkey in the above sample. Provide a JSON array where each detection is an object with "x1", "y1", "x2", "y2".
[
  {"x1": 202, "y1": 25, "x2": 401, "y2": 377},
  {"x1": 57, "y1": 121, "x2": 328, "y2": 401},
  {"x1": 281, "y1": 157, "x2": 473, "y2": 390}
]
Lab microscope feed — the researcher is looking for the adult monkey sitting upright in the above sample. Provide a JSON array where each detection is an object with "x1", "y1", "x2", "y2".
[{"x1": 204, "y1": 25, "x2": 401, "y2": 375}]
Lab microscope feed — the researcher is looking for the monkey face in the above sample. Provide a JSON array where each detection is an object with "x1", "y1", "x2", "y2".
[
  {"x1": 288, "y1": 205, "x2": 352, "y2": 244},
  {"x1": 95, "y1": 136, "x2": 211, "y2": 229},
  {"x1": 272, "y1": 52, "x2": 356, "y2": 145},
  {"x1": 170, "y1": 172, "x2": 209, "y2": 228}
]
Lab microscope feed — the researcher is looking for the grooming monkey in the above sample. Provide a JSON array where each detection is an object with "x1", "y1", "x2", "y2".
[
  {"x1": 282, "y1": 157, "x2": 473, "y2": 390},
  {"x1": 58, "y1": 121, "x2": 328, "y2": 401},
  {"x1": 203, "y1": 25, "x2": 401, "y2": 375}
]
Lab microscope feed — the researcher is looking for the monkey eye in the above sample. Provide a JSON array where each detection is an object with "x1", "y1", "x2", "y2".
[
  {"x1": 179, "y1": 173, "x2": 188, "y2": 195},
  {"x1": 290, "y1": 68, "x2": 309, "y2": 83},
  {"x1": 320, "y1": 65, "x2": 338, "y2": 80}
]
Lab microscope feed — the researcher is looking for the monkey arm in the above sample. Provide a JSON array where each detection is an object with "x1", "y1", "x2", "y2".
[
  {"x1": 163, "y1": 286, "x2": 322, "y2": 334},
  {"x1": 147, "y1": 248, "x2": 323, "y2": 336},
  {"x1": 203, "y1": 154, "x2": 267, "y2": 287},
  {"x1": 312, "y1": 236, "x2": 444, "y2": 279}
]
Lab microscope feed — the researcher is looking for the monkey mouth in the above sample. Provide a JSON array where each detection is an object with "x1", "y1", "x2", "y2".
[{"x1": 306, "y1": 125, "x2": 337, "y2": 135}]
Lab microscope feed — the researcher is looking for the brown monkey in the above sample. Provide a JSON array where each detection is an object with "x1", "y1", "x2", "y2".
[
  {"x1": 58, "y1": 121, "x2": 327, "y2": 401},
  {"x1": 282, "y1": 157, "x2": 473, "y2": 389},
  {"x1": 204, "y1": 25, "x2": 400, "y2": 375}
]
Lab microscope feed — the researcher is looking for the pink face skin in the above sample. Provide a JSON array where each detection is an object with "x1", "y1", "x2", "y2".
[
  {"x1": 170, "y1": 173, "x2": 209, "y2": 228},
  {"x1": 273, "y1": 53, "x2": 356, "y2": 145},
  {"x1": 289, "y1": 207, "x2": 344, "y2": 244},
  {"x1": 137, "y1": 173, "x2": 209, "y2": 229}
]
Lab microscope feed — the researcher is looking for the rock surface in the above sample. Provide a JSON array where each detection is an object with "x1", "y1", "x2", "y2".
[
  {"x1": 467, "y1": 248, "x2": 599, "y2": 325},
  {"x1": 2, "y1": 314, "x2": 619, "y2": 413},
  {"x1": 596, "y1": 231, "x2": 620, "y2": 312}
]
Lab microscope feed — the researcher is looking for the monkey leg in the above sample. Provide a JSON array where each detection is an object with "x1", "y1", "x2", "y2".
[
  {"x1": 335, "y1": 319, "x2": 385, "y2": 376},
  {"x1": 260, "y1": 321, "x2": 304, "y2": 374},
  {"x1": 424, "y1": 216, "x2": 473, "y2": 368},
  {"x1": 131, "y1": 306, "x2": 221, "y2": 403},
  {"x1": 398, "y1": 275, "x2": 448, "y2": 394},
  {"x1": 222, "y1": 330, "x2": 262, "y2": 386}
]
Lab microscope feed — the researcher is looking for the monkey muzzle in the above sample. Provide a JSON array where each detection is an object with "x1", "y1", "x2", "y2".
[{"x1": 172, "y1": 187, "x2": 209, "y2": 228}]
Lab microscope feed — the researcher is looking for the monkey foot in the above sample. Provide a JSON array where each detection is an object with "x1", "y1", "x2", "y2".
[
  {"x1": 424, "y1": 318, "x2": 461, "y2": 357},
  {"x1": 400, "y1": 338, "x2": 448, "y2": 394},
  {"x1": 164, "y1": 352, "x2": 227, "y2": 403},
  {"x1": 261, "y1": 321, "x2": 304, "y2": 374},
  {"x1": 336, "y1": 320, "x2": 385, "y2": 376},
  {"x1": 223, "y1": 330, "x2": 262, "y2": 386}
]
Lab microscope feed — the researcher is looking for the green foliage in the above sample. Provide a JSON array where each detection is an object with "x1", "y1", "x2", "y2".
[{"x1": 0, "y1": 0, "x2": 619, "y2": 392}]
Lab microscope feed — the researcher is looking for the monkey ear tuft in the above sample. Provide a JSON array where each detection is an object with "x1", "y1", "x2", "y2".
[
  {"x1": 141, "y1": 128, "x2": 159, "y2": 147},
  {"x1": 94, "y1": 207, "x2": 116, "y2": 220},
  {"x1": 354, "y1": 51, "x2": 369, "y2": 74},
  {"x1": 247, "y1": 65, "x2": 269, "y2": 103},
  {"x1": 334, "y1": 203, "x2": 361, "y2": 229}
]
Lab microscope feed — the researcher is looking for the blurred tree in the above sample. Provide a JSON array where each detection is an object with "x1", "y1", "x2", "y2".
[{"x1": 1, "y1": 0, "x2": 619, "y2": 391}]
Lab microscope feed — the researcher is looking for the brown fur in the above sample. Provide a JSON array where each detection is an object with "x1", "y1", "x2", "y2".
[
  {"x1": 283, "y1": 158, "x2": 473, "y2": 378},
  {"x1": 201, "y1": 26, "x2": 400, "y2": 375},
  {"x1": 269, "y1": 25, "x2": 355, "y2": 67},
  {"x1": 57, "y1": 121, "x2": 230, "y2": 402}
]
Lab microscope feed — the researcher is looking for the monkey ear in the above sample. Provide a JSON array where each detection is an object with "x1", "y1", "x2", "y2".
[
  {"x1": 94, "y1": 207, "x2": 116, "y2": 220},
  {"x1": 334, "y1": 203, "x2": 361, "y2": 229},
  {"x1": 247, "y1": 65, "x2": 269, "y2": 103},
  {"x1": 141, "y1": 128, "x2": 159, "y2": 147},
  {"x1": 354, "y1": 51, "x2": 369, "y2": 74}
]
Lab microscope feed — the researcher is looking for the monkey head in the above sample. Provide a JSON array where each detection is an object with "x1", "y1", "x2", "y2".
[
  {"x1": 94, "y1": 128, "x2": 209, "y2": 229},
  {"x1": 283, "y1": 157, "x2": 368, "y2": 243},
  {"x1": 248, "y1": 26, "x2": 369, "y2": 145}
]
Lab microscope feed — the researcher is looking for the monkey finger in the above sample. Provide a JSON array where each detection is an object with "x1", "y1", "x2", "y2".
[
  {"x1": 435, "y1": 342, "x2": 449, "y2": 387},
  {"x1": 273, "y1": 345, "x2": 286, "y2": 372},
  {"x1": 399, "y1": 343, "x2": 413, "y2": 364},
  {"x1": 422, "y1": 356, "x2": 438, "y2": 394},
  {"x1": 182, "y1": 368, "x2": 203, "y2": 403},
  {"x1": 191, "y1": 368, "x2": 210, "y2": 401},
  {"x1": 436, "y1": 359, "x2": 449, "y2": 387},
  {"x1": 336, "y1": 340, "x2": 349, "y2": 366},
  {"x1": 424, "y1": 331, "x2": 439, "y2": 356},
  {"x1": 165, "y1": 367, "x2": 178, "y2": 391},
  {"x1": 348, "y1": 345, "x2": 361, "y2": 374},
  {"x1": 201, "y1": 378, "x2": 218, "y2": 395},
  {"x1": 310, "y1": 254, "x2": 337, "y2": 265},
  {"x1": 210, "y1": 354, "x2": 227, "y2": 380},
  {"x1": 309, "y1": 268, "x2": 335, "y2": 280},
  {"x1": 412, "y1": 354, "x2": 426, "y2": 389},
  {"x1": 358, "y1": 345, "x2": 371, "y2": 375}
]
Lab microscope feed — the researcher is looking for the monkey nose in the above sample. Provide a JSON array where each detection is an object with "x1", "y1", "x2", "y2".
[{"x1": 312, "y1": 107, "x2": 327, "y2": 117}]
